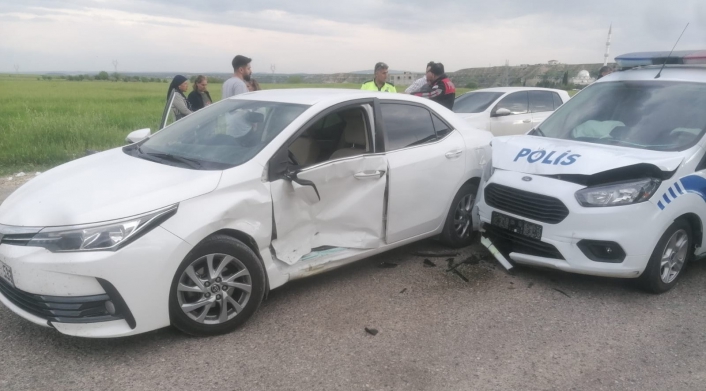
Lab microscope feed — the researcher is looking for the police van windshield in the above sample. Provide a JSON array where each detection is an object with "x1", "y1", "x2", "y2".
[{"x1": 535, "y1": 80, "x2": 706, "y2": 151}]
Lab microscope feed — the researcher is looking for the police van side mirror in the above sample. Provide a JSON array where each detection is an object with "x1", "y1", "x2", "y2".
[{"x1": 492, "y1": 108, "x2": 512, "y2": 117}]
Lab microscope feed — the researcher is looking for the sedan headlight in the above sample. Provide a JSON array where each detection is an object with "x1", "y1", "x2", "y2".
[
  {"x1": 26, "y1": 204, "x2": 178, "y2": 252},
  {"x1": 575, "y1": 178, "x2": 661, "y2": 207}
]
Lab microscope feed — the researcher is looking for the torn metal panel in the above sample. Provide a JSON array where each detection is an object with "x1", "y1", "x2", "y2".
[{"x1": 271, "y1": 155, "x2": 387, "y2": 265}]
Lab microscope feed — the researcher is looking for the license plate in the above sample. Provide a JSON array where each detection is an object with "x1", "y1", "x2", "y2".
[
  {"x1": 0, "y1": 260, "x2": 14, "y2": 287},
  {"x1": 491, "y1": 211, "x2": 543, "y2": 240}
]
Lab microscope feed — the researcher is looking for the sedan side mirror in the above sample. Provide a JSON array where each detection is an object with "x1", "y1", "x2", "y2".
[
  {"x1": 284, "y1": 168, "x2": 320, "y2": 202},
  {"x1": 492, "y1": 108, "x2": 512, "y2": 117},
  {"x1": 125, "y1": 128, "x2": 151, "y2": 144}
]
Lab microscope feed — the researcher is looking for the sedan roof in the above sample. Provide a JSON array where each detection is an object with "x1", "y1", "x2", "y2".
[{"x1": 228, "y1": 88, "x2": 428, "y2": 106}]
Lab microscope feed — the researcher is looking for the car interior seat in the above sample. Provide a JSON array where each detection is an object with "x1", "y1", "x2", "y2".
[
  {"x1": 289, "y1": 129, "x2": 321, "y2": 166},
  {"x1": 329, "y1": 110, "x2": 368, "y2": 159}
]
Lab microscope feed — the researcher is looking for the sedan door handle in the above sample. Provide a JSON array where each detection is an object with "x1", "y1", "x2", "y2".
[
  {"x1": 445, "y1": 150, "x2": 463, "y2": 159},
  {"x1": 522, "y1": 119, "x2": 531, "y2": 123},
  {"x1": 354, "y1": 170, "x2": 385, "y2": 179}
]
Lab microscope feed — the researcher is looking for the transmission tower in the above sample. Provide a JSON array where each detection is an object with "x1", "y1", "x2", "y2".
[
  {"x1": 270, "y1": 64, "x2": 276, "y2": 83},
  {"x1": 13, "y1": 64, "x2": 19, "y2": 74},
  {"x1": 603, "y1": 23, "x2": 612, "y2": 66},
  {"x1": 112, "y1": 60, "x2": 119, "y2": 74}
]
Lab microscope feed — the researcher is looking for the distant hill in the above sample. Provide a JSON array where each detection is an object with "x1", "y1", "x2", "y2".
[{"x1": 19, "y1": 63, "x2": 613, "y2": 88}]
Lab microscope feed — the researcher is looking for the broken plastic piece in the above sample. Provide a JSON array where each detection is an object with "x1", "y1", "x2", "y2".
[
  {"x1": 399, "y1": 288, "x2": 407, "y2": 294},
  {"x1": 451, "y1": 269, "x2": 470, "y2": 282},
  {"x1": 365, "y1": 327, "x2": 379, "y2": 336},
  {"x1": 553, "y1": 288, "x2": 571, "y2": 298},
  {"x1": 378, "y1": 261, "x2": 398, "y2": 269},
  {"x1": 423, "y1": 259, "x2": 436, "y2": 268},
  {"x1": 480, "y1": 236, "x2": 514, "y2": 272}
]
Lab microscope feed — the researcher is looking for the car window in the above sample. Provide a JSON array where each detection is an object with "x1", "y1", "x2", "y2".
[
  {"x1": 432, "y1": 114, "x2": 452, "y2": 138},
  {"x1": 552, "y1": 92, "x2": 564, "y2": 109},
  {"x1": 493, "y1": 92, "x2": 528, "y2": 115},
  {"x1": 381, "y1": 103, "x2": 436, "y2": 151},
  {"x1": 132, "y1": 100, "x2": 309, "y2": 170},
  {"x1": 537, "y1": 81, "x2": 706, "y2": 152},
  {"x1": 453, "y1": 92, "x2": 504, "y2": 113},
  {"x1": 529, "y1": 91, "x2": 555, "y2": 113}
]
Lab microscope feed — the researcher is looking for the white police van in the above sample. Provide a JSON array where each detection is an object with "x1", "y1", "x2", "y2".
[{"x1": 476, "y1": 50, "x2": 706, "y2": 292}]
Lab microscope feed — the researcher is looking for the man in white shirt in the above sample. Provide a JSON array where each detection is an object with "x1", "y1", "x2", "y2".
[
  {"x1": 405, "y1": 61, "x2": 435, "y2": 94},
  {"x1": 222, "y1": 55, "x2": 253, "y2": 99}
]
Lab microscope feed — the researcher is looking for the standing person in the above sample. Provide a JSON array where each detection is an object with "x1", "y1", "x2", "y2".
[
  {"x1": 405, "y1": 61, "x2": 435, "y2": 94},
  {"x1": 167, "y1": 75, "x2": 192, "y2": 120},
  {"x1": 360, "y1": 62, "x2": 397, "y2": 92},
  {"x1": 413, "y1": 62, "x2": 456, "y2": 110},
  {"x1": 247, "y1": 78, "x2": 261, "y2": 92},
  {"x1": 222, "y1": 55, "x2": 252, "y2": 99},
  {"x1": 187, "y1": 75, "x2": 212, "y2": 111},
  {"x1": 597, "y1": 65, "x2": 613, "y2": 79}
]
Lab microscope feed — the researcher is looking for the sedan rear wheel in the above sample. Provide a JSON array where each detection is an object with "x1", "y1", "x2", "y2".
[{"x1": 440, "y1": 182, "x2": 479, "y2": 248}]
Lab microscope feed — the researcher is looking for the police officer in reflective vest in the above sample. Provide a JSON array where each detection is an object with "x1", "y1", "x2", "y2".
[{"x1": 361, "y1": 62, "x2": 397, "y2": 93}]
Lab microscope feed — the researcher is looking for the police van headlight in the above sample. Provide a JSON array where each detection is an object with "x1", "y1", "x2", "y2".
[{"x1": 575, "y1": 178, "x2": 661, "y2": 207}]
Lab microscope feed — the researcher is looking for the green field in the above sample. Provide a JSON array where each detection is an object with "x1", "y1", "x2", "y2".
[{"x1": 0, "y1": 75, "x2": 474, "y2": 175}]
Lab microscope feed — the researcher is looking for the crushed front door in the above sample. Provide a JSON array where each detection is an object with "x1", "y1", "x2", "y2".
[{"x1": 270, "y1": 155, "x2": 388, "y2": 265}]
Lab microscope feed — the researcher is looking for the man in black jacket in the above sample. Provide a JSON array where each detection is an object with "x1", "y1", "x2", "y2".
[{"x1": 413, "y1": 62, "x2": 456, "y2": 110}]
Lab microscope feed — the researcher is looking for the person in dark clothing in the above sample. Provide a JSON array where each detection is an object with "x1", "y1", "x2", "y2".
[
  {"x1": 187, "y1": 75, "x2": 212, "y2": 111},
  {"x1": 167, "y1": 75, "x2": 192, "y2": 120},
  {"x1": 413, "y1": 62, "x2": 456, "y2": 110}
]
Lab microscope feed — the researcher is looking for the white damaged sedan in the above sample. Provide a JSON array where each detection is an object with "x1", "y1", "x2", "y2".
[{"x1": 0, "y1": 89, "x2": 491, "y2": 337}]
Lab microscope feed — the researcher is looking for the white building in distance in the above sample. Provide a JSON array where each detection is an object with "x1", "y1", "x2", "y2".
[
  {"x1": 388, "y1": 71, "x2": 418, "y2": 85},
  {"x1": 570, "y1": 70, "x2": 595, "y2": 85}
]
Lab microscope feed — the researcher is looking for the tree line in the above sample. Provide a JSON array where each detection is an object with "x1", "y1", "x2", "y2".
[{"x1": 37, "y1": 72, "x2": 226, "y2": 84}]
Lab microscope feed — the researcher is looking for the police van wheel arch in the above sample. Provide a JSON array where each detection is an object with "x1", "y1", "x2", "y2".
[
  {"x1": 639, "y1": 219, "x2": 693, "y2": 294},
  {"x1": 440, "y1": 182, "x2": 479, "y2": 248}
]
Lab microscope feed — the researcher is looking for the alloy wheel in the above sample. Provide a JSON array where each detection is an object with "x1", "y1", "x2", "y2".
[
  {"x1": 176, "y1": 253, "x2": 252, "y2": 324},
  {"x1": 453, "y1": 193, "x2": 475, "y2": 239},
  {"x1": 659, "y1": 229, "x2": 688, "y2": 284}
]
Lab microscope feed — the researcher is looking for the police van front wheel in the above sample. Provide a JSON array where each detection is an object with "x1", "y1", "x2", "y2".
[{"x1": 639, "y1": 219, "x2": 692, "y2": 294}]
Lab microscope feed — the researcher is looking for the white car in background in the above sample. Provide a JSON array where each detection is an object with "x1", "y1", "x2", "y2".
[
  {"x1": 0, "y1": 90, "x2": 491, "y2": 337},
  {"x1": 453, "y1": 87, "x2": 570, "y2": 136}
]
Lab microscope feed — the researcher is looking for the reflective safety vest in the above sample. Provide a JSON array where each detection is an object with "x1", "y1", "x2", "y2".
[{"x1": 360, "y1": 80, "x2": 397, "y2": 93}]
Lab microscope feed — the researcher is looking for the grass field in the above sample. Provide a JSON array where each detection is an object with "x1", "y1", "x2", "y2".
[{"x1": 0, "y1": 74, "x2": 469, "y2": 175}]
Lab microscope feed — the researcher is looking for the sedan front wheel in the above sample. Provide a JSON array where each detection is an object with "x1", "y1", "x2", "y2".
[{"x1": 169, "y1": 235, "x2": 266, "y2": 336}]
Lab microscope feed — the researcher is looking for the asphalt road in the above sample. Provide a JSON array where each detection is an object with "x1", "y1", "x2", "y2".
[{"x1": 1, "y1": 186, "x2": 706, "y2": 391}]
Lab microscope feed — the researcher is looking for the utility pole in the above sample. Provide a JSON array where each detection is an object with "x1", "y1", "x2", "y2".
[
  {"x1": 604, "y1": 23, "x2": 612, "y2": 66},
  {"x1": 270, "y1": 64, "x2": 276, "y2": 83}
]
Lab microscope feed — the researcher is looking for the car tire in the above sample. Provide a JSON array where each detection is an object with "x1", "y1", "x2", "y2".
[
  {"x1": 169, "y1": 234, "x2": 266, "y2": 336},
  {"x1": 440, "y1": 182, "x2": 479, "y2": 248},
  {"x1": 638, "y1": 219, "x2": 692, "y2": 294}
]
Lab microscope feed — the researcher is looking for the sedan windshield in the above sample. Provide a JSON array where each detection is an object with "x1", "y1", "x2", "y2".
[
  {"x1": 453, "y1": 92, "x2": 504, "y2": 113},
  {"x1": 536, "y1": 80, "x2": 706, "y2": 151},
  {"x1": 127, "y1": 99, "x2": 309, "y2": 169}
]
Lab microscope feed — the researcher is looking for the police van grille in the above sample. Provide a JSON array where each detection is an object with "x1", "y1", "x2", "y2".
[{"x1": 484, "y1": 183, "x2": 569, "y2": 224}]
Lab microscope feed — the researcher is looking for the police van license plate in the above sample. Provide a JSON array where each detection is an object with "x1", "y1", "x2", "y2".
[
  {"x1": 491, "y1": 211, "x2": 543, "y2": 240},
  {"x1": 0, "y1": 260, "x2": 14, "y2": 287}
]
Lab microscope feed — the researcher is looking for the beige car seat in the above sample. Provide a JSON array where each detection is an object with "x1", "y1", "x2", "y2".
[
  {"x1": 330, "y1": 111, "x2": 368, "y2": 159},
  {"x1": 289, "y1": 129, "x2": 321, "y2": 166}
]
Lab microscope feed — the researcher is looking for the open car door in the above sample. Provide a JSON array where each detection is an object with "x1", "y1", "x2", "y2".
[{"x1": 269, "y1": 101, "x2": 387, "y2": 265}]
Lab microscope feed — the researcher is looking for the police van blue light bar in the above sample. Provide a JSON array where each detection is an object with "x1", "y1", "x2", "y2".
[{"x1": 615, "y1": 50, "x2": 706, "y2": 68}]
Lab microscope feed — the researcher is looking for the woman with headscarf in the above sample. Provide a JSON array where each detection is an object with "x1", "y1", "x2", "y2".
[
  {"x1": 167, "y1": 75, "x2": 192, "y2": 120},
  {"x1": 187, "y1": 75, "x2": 212, "y2": 111}
]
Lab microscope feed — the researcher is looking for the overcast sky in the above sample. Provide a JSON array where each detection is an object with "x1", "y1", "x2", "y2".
[{"x1": 0, "y1": 0, "x2": 704, "y2": 74}]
